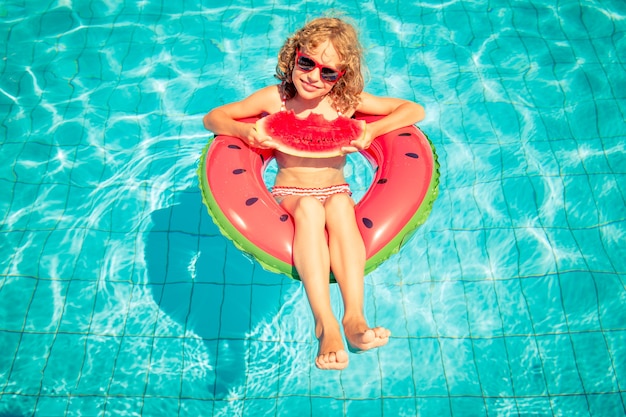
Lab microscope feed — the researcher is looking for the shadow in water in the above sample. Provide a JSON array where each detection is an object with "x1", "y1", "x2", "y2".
[{"x1": 145, "y1": 188, "x2": 288, "y2": 398}]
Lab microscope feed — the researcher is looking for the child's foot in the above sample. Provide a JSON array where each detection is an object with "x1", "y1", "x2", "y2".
[
  {"x1": 315, "y1": 323, "x2": 349, "y2": 370},
  {"x1": 343, "y1": 317, "x2": 390, "y2": 353}
]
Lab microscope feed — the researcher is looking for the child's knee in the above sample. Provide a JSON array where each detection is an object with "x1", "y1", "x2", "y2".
[
  {"x1": 324, "y1": 193, "x2": 354, "y2": 211},
  {"x1": 293, "y1": 196, "x2": 325, "y2": 220}
]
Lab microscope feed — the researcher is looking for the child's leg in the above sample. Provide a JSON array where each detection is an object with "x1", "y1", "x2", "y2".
[
  {"x1": 280, "y1": 195, "x2": 349, "y2": 370},
  {"x1": 323, "y1": 194, "x2": 391, "y2": 351}
]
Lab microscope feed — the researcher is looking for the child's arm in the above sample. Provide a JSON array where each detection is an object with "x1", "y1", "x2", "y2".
[
  {"x1": 203, "y1": 85, "x2": 279, "y2": 149},
  {"x1": 348, "y1": 92, "x2": 425, "y2": 151}
]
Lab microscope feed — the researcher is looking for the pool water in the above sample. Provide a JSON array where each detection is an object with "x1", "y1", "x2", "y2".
[{"x1": 1, "y1": 0, "x2": 625, "y2": 416}]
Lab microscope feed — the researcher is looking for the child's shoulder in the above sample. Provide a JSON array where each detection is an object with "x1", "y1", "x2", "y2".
[
  {"x1": 239, "y1": 84, "x2": 283, "y2": 115},
  {"x1": 252, "y1": 84, "x2": 283, "y2": 100}
]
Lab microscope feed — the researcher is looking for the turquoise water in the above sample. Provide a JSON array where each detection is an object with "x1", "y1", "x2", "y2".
[{"x1": 1, "y1": 0, "x2": 625, "y2": 416}]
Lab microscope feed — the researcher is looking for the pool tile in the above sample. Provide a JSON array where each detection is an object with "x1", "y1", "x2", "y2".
[
  {"x1": 464, "y1": 281, "x2": 504, "y2": 337},
  {"x1": 344, "y1": 399, "x2": 384, "y2": 417},
  {"x1": 4, "y1": 188, "x2": 45, "y2": 234},
  {"x1": 213, "y1": 339, "x2": 248, "y2": 399},
  {"x1": 472, "y1": 338, "x2": 514, "y2": 397},
  {"x1": 587, "y1": 393, "x2": 626, "y2": 416},
  {"x1": 103, "y1": 396, "x2": 144, "y2": 416},
  {"x1": 90, "y1": 281, "x2": 134, "y2": 335},
  {"x1": 430, "y1": 281, "x2": 471, "y2": 337},
  {"x1": 141, "y1": 396, "x2": 182, "y2": 415},
  {"x1": 403, "y1": 282, "x2": 438, "y2": 336},
  {"x1": 74, "y1": 335, "x2": 121, "y2": 395},
  {"x1": 155, "y1": 282, "x2": 192, "y2": 336},
  {"x1": 0, "y1": 276, "x2": 36, "y2": 331},
  {"x1": 276, "y1": 395, "x2": 311, "y2": 416},
  {"x1": 595, "y1": 277, "x2": 626, "y2": 329},
  {"x1": 179, "y1": 398, "x2": 215, "y2": 415},
  {"x1": 23, "y1": 279, "x2": 68, "y2": 332},
  {"x1": 491, "y1": 226, "x2": 540, "y2": 273},
  {"x1": 0, "y1": 394, "x2": 38, "y2": 417},
  {"x1": 121, "y1": 284, "x2": 161, "y2": 336},
  {"x1": 450, "y1": 397, "x2": 488, "y2": 417},
  {"x1": 439, "y1": 338, "x2": 482, "y2": 396},
  {"x1": 536, "y1": 334, "x2": 585, "y2": 395},
  {"x1": 558, "y1": 271, "x2": 601, "y2": 331},
  {"x1": 415, "y1": 397, "x2": 452, "y2": 417},
  {"x1": 6, "y1": 332, "x2": 55, "y2": 395},
  {"x1": 424, "y1": 230, "x2": 464, "y2": 282},
  {"x1": 504, "y1": 336, "x2": 548, "y2": 396},
  {"x1": 34, "y1": 395, "x2": 69, "y2": 416},
  {"x1": 242, "y1": 397, "x2": 279, "y2": 417},
  {"x1": 550, "y1": 394, "x2": 593, "y2": 417},
  {"x1": 409, "y1": 338, "x2": 448, "y2": 396},
  {"x1": 521, "y1": 276, "x2": 568, "y2": 335},
  {"x1": 571, "y1": 331, "x2": 620, "y2": 393},
  {"x1": 218, "y1": 284, "x2": 252, "y2": 339},
  {"x1": 145, "y1": 337, "x2": 184, "y2": 397},
  {"x1": 382, "y1": 398, "x2": 419, "y2": 417},
  {"x1": 186, "y1": 283, "x2": 223, "y2": 340},
  {"x1": 41, "y1": 333, "x2": 86, "y2": 395},
  {"x1": 107, "y1": 336, "x2": 150, "y2": 396},
  {"x1": 180, "y1": 339, "x2": 217, "y2": 400},
  {"x1": 0, "y1": 331, "x2": 21, "y2": 387}
]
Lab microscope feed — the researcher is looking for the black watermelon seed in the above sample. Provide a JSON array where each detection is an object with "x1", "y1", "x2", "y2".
[
  {"x1": 245, "y1": 197, "x2": 258, "y2": 206},
  {"x1": 377, "y1": 178, "x2": 388, "y2": 184},
  {"x1": 405, "y1": 152, "x2": 419, "y2": 159},
  {"x1": 399, "y1": 132, "x2": 412, "y2": 137},
  {"x1": 362, "y1": 217, "x2": 374, "y2": 228},
  {"x1": 228, "y1": 144, "x2": 242, "y2": 150},
  {"x1": 233, "y1": 168, "x2": 246, "y2": 175},
  {"x1": 280, "y1": 214, "x2": 289, "y2": 222}
]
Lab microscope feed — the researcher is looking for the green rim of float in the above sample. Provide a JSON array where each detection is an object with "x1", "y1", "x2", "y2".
[{"x1": 198, "y1": 115, "x2": 439, "y2": 281}]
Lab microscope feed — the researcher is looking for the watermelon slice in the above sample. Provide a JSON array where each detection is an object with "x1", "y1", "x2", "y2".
[{"x1": 255, "y1": 110, "x2": 365, "y2": 158}]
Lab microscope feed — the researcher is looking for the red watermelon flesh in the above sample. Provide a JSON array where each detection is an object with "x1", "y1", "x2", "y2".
[{"x1": 255, "y1": 110, "x2": 365, "y2": 158}]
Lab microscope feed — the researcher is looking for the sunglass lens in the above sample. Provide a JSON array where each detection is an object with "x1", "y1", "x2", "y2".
[
  {"x1": 297, "y1": 56, "x2": 315, "y2": 71},
  {"x1": 321, "y1": 69, "x2": 339, "y2": 82}
]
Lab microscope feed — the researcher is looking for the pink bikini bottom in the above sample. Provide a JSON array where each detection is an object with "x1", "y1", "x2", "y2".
[{"x1": 271, "y1": 183, "x2": 352, "y2": 203}]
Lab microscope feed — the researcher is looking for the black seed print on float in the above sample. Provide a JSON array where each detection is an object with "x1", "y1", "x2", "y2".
[
  {"x1": 398, "y1": 132, "x2": 419, "y2": 158},
  {"x1": 245, "y1": 197, "x2": 258, "y2": 206}
]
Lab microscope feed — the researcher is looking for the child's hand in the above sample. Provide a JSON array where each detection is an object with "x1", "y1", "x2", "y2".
[
  {"x1": 342, "y1": 121, "x2": 372, "y2": 154},
  {"x1": 247, "y1": 125, "x2": 278, "y2": 150}
]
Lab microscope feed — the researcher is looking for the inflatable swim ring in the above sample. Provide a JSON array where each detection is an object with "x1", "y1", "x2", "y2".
[{"x1": 198, "y1": 114, "x2": 439, "y2": 281}]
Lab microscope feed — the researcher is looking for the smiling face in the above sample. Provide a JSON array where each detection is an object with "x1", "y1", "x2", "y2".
[
  {"x1": 291, "y1": 39, "x2": 343, "y2": 101},
  {"x1": 275, "y1": 18, "x2": 364, "y2": 114}
]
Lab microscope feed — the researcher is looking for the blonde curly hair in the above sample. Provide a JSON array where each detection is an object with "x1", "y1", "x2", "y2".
[{"x1": 275, "y1": 17, "x2": 364, "y2": 115}]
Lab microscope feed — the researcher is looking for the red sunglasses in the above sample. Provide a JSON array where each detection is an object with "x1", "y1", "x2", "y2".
[{"x1": 295, "y1": 49, "x2": 345, "y2": 83}]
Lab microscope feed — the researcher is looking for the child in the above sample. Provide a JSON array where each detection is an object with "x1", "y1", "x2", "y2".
[{"x1": 203, "y1": 17, "x2": 425, "y2": 370}]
